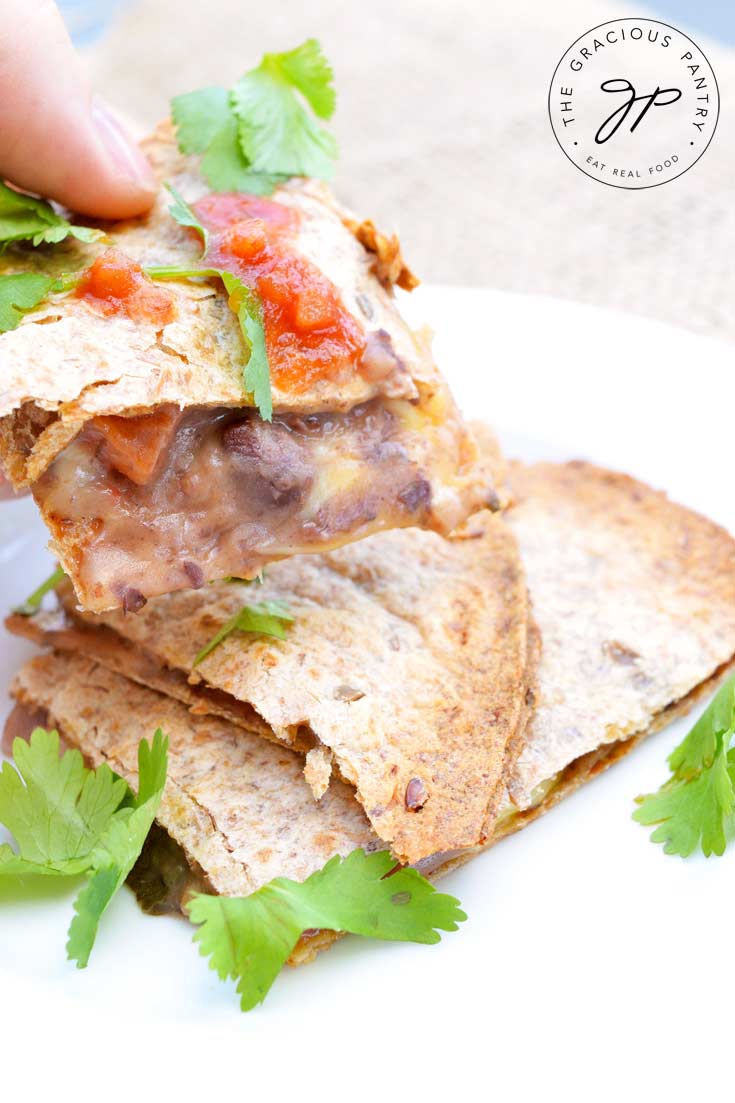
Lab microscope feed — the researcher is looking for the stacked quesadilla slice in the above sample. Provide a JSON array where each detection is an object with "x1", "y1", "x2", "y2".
[
  {"x1": 9, "y1": 503, "x2": 537, "y2": 865},
  {"x1": 7, "y1": 451, "x2": 735, "y2": 965},
  {"x1": 0, "y1": 123, "x2": 499, "y2": 613}
]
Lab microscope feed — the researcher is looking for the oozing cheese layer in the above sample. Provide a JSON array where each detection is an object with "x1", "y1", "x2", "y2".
[{"x1": 33, "y1": 397, "x2": 487, "y2": 612}]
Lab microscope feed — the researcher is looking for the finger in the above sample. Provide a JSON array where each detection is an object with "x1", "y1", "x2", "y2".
[{"x1": 0, "y1": 0, "x2": 157, "y2": 219}]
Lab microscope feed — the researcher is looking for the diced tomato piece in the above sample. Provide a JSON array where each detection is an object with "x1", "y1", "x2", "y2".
[
  {"x1": 77, "y1": 249, "x2": 175, "y2": 326},
  {"x1": 93, "y1": 406, "x2": 181, "y2": 485},
  {"x1": 222, "y1": 219, "x2": 268, "y2": 261},
  {"x1": 256, "y1": 269, "x2": 293, "y2": 307},
  {"x1": 291, "y1": 286, "x2": 338, "y2": 331},
  {"x1": 80, "y1": 250, "x2": 139, "y2": 299}
]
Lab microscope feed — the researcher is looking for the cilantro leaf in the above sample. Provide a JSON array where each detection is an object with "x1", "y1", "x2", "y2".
[
  {"x1": 13, "y1": 564, "x2": 66, "y2": 616},
  {"x1": 0, "y1": 845, "x2": 89, "y2": 877},
  {"x1": 193, "y1": 599, "x2": 292, "y2": 667},
  {"x1": 633, "y1": 674, "x2": 735, "y2": 857},
  {"x1": 173, "y1": 89, "x2": 287, "y2": 194},
  {"x1": 146, "y1": 265, "x2": 272, "y2": 418},
  {"x1": 0, "y1": 272, "x2": 58, "y2": 332},
  {"x1": 66, "y1": 729, "x2": 169, "y2": 967},
  {"x1": 200, "y1": 115, "x2": 288, "y2": 195},
  {"x1": 188, "y1": 848, "x2": 466, "y2": 1011},
  {"x1": 232, "y1": 40, "x2": 338, "y2": 179},
  {"x1": 0, "y1": 725, "x2": 168, "y2": 964},
  {"x1": 220, "y1": 270, "x2": 271, "y2": 419},
  {"x1": 0, "y1": 181, "x2": 104, "y2": 249},
  {"x1": 668, "y1": 677, "x2": 735, "y2": 778},
  {"x1": 273, "y1": 38, "x2": 337, "y2": 119},
  {"x1": 164, "y1": 182, "x2": 209, "y2": 253},
  {"x1": 171, "y1": 86, "x2": 232, "y2": 154},
  {"x1": 0, "y1": 728, "x2": 127, "y2": 874},
  {"x1": 170, "y1": 40, "x2": 336, "y2": 191}
]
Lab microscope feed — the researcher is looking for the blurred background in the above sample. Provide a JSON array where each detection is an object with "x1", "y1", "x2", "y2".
[{"x1": 61, "y1": 0, "x2": 735, "y2": 340}]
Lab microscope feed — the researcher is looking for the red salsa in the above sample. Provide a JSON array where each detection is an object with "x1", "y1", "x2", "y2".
[
  {"x1": 195, "y1": 193, "x2": 367, "y2": 393},
  {"x1": 77, "y1": 249, "x2": 175, "y2": 326}
]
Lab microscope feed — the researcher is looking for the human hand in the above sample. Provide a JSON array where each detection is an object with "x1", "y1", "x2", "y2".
[{"x1": 0, "y1": 0, "x2": 157, "y2": 219}]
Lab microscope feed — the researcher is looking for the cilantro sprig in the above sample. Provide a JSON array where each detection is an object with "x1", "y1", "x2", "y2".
[
  {"x1": 188, "y1": 849, "x2": 466, "y2": 1011},
  {"x1": 633, "y1": 674, "x2": 735, "y2": 857},
  {"x1": 67, "y1": 730, "x2": 169, "y2": 966},
  {"x1": 0, "y1": 273, "x2": 60, "y2": 333},
  {"x1": 0, "y1": 728, "x2": 168, "y2": 965},
  {"x1": 171, "y1": 39, "x2": 337, "y2": 193},
  {"x1": 0, "y1": 271, "x2": 79, "y2": 333},
  {"x1": 147, "y1": 265, "x2": 271, "y2": 418},
  {"x1": 193, "y1": 599, "x2": 293, "y2": 666},
  {"x1": 0, "y1": 181, "x2": 105, "y2": 250},
  {"x1": 0, "y1": 728, "x2": 466, "y2": 1011}
]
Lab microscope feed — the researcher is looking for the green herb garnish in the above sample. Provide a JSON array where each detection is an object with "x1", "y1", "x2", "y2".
[
  {"x1": 193, "y1": 599, "x2": 292, "y2": 667},
  {"x1": 13, "y1": 564, "x2": 66, "y2": 615},
  {"x1": 67, "y1": 731, "x2": 168, "y2": 967},
  {"x1": 0, "y1": 273, "x2": 59, "y2": 333},
  {"x1": 146, "y1": 265, "x2": 271, "y2": 419},
  {"x1": 633, "y1": 674, "x2": 735, "y2": 857},
  {"x1": 220, "y1": 270, "x2": 270, "y2": 419},
  {"x1": 1, "y1": 729, "x2": 465, "y2": 1010},
  {"x1": 164, "y1": 182, "x2": 209, "y2": 253},
  {"x1": 0, "y1": 728, "x2": 168, "y2": 965},
  {"x1": 188, "y1": 848, "x2": 466, "y2": 1011},
  {"x1": 0, "y1": 271, "x2": 80, "y2": 333},
  {"x1": 171, "y1": 39, "x2": 337, "y2": 193},
  {"x1": 0, "y1": 181, "x2": 104, "y2": 249}
]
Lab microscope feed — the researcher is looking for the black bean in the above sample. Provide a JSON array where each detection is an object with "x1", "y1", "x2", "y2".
[
  {"x1": 405, "y1": 777, "x2": 429, "y2": 811},
  {"x1": 121, "y1": 586, "x2": 147, "y2": 614},
  {"x1": 183, "y1": 561, "x2": 205, "y2": 588},
  {"x1": 223, "y1": 419, "x2": 313, "y2": 507}
]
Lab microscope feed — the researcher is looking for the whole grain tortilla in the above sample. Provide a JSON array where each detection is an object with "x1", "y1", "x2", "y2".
[
  {"x1": 7, "y1": 455, "x2": 735, "y2": 970},
  {"x1": 10, "y1": 510, "x2": 534, "y2": 867},
  {"x1": 10, "y1": 651, "x2": 377, "y2": 897},
  {"x1": 10, "y1": 456, "x2": 735, "y2": 860},
  {"x1": 503, "y1": 461, "x2": 735, "y2": 808},
  {"x1": 0, "y1": 122, "x2": 485, "y2": 497},
  {"x1": 8, "y1": 641, "x2": 734, "y2": 966}
]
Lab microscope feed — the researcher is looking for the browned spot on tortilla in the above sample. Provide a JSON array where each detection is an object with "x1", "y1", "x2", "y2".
[{"x1": 342, "y1": 215, "x2": 420, "y2": 291}]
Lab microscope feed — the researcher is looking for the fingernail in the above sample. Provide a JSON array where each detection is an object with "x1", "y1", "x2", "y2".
[{"x1": 92, "y1": 98, "x2": 157, "y2": 192}]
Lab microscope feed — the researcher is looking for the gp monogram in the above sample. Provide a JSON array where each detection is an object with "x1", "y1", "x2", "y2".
[{"x1": 548, "y1": 18, "x2": 719, "y2": 189}]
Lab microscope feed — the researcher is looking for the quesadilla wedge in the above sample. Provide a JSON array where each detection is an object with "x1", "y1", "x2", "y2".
[
  {"x1": 7, "y1": 446, "x2": 735, "y2": 967},
  {"x1": 5, "y1": 651, "x2": 377, "y2": 966},
  {"x1": 10, "y1": 457, "x2": 735, "y2": 867},
  {"x1": 0, "y1": 122, "x2": 499, "y2": 613},
  {"x1": 9, "y1": 509, "x2": 536, "y2": 866},
  {"x1": 503, "y1": 460, "x2": 735, "y2": 812}
]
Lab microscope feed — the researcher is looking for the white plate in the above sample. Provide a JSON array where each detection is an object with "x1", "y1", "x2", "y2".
[{"x1": 1, "y1": 287, "x2": 733, "y2": 1096}]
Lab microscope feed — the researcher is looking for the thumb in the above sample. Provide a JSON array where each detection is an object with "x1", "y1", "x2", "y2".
[{"x1": 0, "y1": 0, "x2": 157, "y2": 219}]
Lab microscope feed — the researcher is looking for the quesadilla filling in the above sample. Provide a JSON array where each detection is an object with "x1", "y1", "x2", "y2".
[{"x1": 33, "y1": 395, "x2": 482, "y2": 612}]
